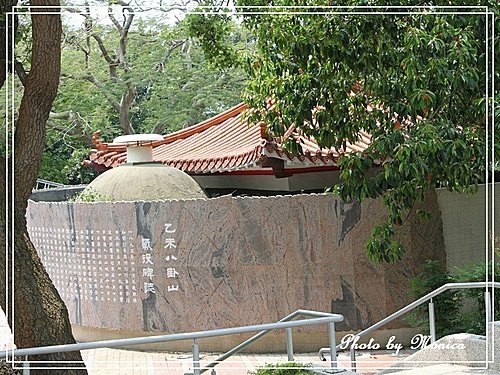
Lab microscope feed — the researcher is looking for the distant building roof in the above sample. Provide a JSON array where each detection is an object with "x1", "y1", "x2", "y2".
[{"x1": 87, "y1": 102, "x2": 371, "y2": 175}]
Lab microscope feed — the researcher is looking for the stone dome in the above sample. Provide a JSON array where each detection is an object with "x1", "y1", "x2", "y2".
[{"x1": 84, "y1": 163, "x2": 207, "y2": 201}]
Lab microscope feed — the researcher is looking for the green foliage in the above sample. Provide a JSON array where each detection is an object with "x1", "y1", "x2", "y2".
[
  {"x1": 61, "y1": 148, "x2": 98, "y2": 185},
  {"x1": 186, "y1": 13, "x2": 240, "y2": 69},
  {"x1": 366, "y1": 223, "x2": 404, "y2": 263},
  {"x1": 55, "y1": 18, "x2": 245, "y2": 135},
  {"x1": 453, "y1": 261, "x2": 500, "y2": 334},
  {"x1": 70, "y1": 187, "x2": 113, "y2": 203},
  {"x1": 129, "y1": 21, "x2": 246, "y2": 132},
  {"x1": 40, "y1": 13, "x2": 247, "y2": 184},
  {"x1": 407, "y1": 260, "x2": 500, "y2": 337},
  {"x1": 38, "y1": 137, "x2": 97, "y2": 185},
  {"x1": 189, "y1": 0, "x2": 498, "y2": 263},
  {"x1": 406, "y1": 260, "x2": 462, "y2": 337},
  {"x1": 0, "y1": 359, "x2": 22, "y2": 374},
  {"x1": 249, "y1": 362, "x2": 313, "y2": 375}
]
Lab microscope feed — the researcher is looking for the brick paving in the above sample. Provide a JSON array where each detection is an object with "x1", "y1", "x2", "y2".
[{"x1": 79, "y1": 348, "x2": 415, "y2": 375}]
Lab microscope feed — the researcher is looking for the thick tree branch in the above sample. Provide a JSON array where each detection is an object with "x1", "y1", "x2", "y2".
[
  {"x1": 48, "y1": 111, "x2": 93, "y2": 146},
  {"x1": 14, "y1": 59, "x2": 27, "y2": 86},
  {"x1": 156, "y1": 39, "x2": 186, "y2": 71},
  {"x1": 81, "y1": 7, "x2": 118, "y2": 79},
  {"x1": 79, "y1": 73, "x2": 121, "y2": 112},
  {"x1": 107, "y1": 5, "x2": 123, "y2": 32},
  {"x1": 152, "y1": 122, "x2": 166, "y2": 134},
  {"x1": 119, "y1": 82, "x2": 136, "y2": 134}
]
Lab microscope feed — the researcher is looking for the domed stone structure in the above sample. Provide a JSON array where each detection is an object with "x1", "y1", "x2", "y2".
[
  {"x1": 84, "y1": 134, "x2": 207, "y2": 201},
  {"x1": 85, "y1": 163, "x2": 207, "y2": 201}
]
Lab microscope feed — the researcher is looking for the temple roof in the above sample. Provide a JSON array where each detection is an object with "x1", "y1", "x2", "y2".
[{"x1": 88, "y1": 102, "x2": 371, "y2": 175}]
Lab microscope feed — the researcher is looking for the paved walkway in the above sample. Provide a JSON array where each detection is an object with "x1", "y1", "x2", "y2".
[{"x1": 80, "y1": 348, "x2": 414, "y2": 375}]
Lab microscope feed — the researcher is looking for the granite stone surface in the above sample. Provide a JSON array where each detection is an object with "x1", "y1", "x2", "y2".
[{"x1": 26, "y1": 192, "x2": 446, "y2": 346}]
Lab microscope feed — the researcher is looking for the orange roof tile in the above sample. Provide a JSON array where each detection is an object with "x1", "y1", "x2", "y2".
[{"x1": 88, "y1": 102, "x2": 371, "y2": 174}]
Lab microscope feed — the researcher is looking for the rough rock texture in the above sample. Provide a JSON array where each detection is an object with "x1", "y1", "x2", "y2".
[
  {"x1": 26, "y1": 192, "x2": 445, "y2": 350},
  {"x1": 380, "y1": 322, "x2": 500, "y2": 374}
]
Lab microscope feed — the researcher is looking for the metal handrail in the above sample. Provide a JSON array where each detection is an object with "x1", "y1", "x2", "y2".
[
  {"x1": 201, "y1": 309, "x2": 342, "y2": 374},
  {"x1": 33, "y1": 179, "x2": 64, "y2": 191},
  {"x1": 318, "y1": 281, "x2": 500, "y2": 372},
  {"x1": 1, "y1": 310, "x2": 344, "y2": 375}
]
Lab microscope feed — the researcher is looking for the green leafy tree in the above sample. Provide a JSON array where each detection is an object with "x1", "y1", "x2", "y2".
[
  {"x1": 189, "y1": 0, "x2": 498, "y2": 263},
  {"x1": 0, "y1": 1, "x2": 87, "y2": 373}
]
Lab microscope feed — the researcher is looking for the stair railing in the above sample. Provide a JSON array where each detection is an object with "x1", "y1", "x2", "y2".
[
  {"x1": 200, "y1": 309, "x2": 343, "y2": 374},
  {"x1": 0, "y1": 309, "x2": 344, "y2": 375},
  {"x1": 318, "y1": 281, "x2": 500, "y2": 372}
]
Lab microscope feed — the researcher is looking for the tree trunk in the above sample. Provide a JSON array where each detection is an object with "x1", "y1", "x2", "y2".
[
  {"x1": 0, "y1": 0, "x2": 17, "y2": 86},
  {"x1": 0, "y1": 1, "x2": 87, "y2": 373}
]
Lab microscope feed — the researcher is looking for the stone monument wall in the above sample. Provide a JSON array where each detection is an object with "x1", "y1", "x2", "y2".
[{"x1": 26, "y1": 192, "x2": 446, "y2": 351}]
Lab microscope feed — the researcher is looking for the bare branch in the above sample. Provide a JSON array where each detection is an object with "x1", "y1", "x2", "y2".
[
  {"x1": 84, "y1": 2, "x2": 92, "y2": 69},
  {"x1": 114, "y1": 0, "x2": 133, "y2": 8},
  {"x1": 91, "y1": 33, "x2": 116, "y2": 67},
  {"x1": 119, "y1": 8, "x2": 134, "y2": 69},
  {"x1": 49, "y1": 111, "x2": 73, "y2": 120},
  {"x1": 47, "y1": 122, "x2": 93, "y2": 147},
  {"x1": 108, "y1": 5, "x2": 123, "y2": 32},
  {"x1": 122, "y1": 8, "x2": 134, "y2": 36}
]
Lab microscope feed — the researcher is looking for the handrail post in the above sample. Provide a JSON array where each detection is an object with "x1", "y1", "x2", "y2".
[
  {"x1": 327, "y1": 322, "x2": 337, "y2": 369},
  {"x1": 485, "y1": 290, "x2": 492, "y2": 327},
  {"x1": 193, "y1": 339, "x2": 201, "y2": 375},
  {"x1": 428, "y1": 298, "x2": 436, "y2": 343},
  {"x1": 285, "y1": 328, "x2": 294, "y2": 361},
  {"x1": 350, "y1": 347, "x2": 357, "y2": 373},
  {"x1": 23, "y1": 355, "x2": 30, "y2": 375}
]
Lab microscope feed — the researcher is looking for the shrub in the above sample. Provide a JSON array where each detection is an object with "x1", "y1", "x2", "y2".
[
  {"x1": 0, "y1": 359, "x2": 22, "y2": 374},
  {"x1": 453, "y1": 261, "x2": 500, "y2": 335},
  {"x1": 407, "y1": 259, "x2": 500, "y2": 337},
  {"x1": 406, "y1": 260, "x2": 463, "y2": 338},
  {"x1": 70, "y1": 187, "x2": 113, "y2": 202},
  {"x1": 249, "y1": 362, "x2": 314, "y2": 375}
]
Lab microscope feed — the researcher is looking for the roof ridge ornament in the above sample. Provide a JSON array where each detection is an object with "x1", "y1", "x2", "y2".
[{"x1": 92, "y1": 130, "x2": 107, "y2": 151}]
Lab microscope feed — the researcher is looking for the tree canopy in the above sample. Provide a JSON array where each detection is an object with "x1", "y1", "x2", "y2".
[
  {"x1": 1, "y1": 4, "x2": 248, "y2": 184},
  {"x1": 188, "y1": 0, "x2": 498, "y2": 262}
]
